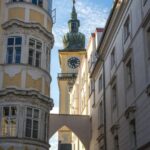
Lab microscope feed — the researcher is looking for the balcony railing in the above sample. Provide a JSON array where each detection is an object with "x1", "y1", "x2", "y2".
[{"x1": 58, "y1": 73, "x2": 77, "y2": 80}]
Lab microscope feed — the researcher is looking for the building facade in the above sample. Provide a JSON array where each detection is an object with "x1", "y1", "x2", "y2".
[
  {"x1": 69, "y1": 0, "x2": 150, "y2": 150},
  {"x1": 58, "y1": 1, "x2": 86, "y2": 150},
  {"x1": 0, "y1": 0, "x2": 54, "y2": 150}
]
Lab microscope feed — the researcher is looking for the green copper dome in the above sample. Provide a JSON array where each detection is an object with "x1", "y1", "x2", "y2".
[{"x1": 63, "y1": 1, "x2": 85, "y2": 50}]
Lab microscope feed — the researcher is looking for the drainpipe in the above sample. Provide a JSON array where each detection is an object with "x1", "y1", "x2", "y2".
[{"x1": 102, "y1": 58, "x2": 107, "y2": 150}]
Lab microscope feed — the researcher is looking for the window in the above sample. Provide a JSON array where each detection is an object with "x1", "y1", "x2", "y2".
[
  {"x1": 32, "y1": 0, "x2": 43, "y2": 7},
  {"x1": 114, "y1": 135, "x2": 119, "y2": 150},
  {"x1": 7, "y1": 36, "x2": 22, "y2": 64},
  {"x1": 46, "y1": 48, "x2": 50, "y2": 71},
  {"x1": 12, "y1": 0, "x2": 24, "y2": 2},
  {"x1": 25, "y1": 107, "x2": 39, "y2": 139},
  {"x1": 124, "y1": 16, "x2": 130, "y2": 42},
  {"x1": 111, "y1": 48, "x2": 115, "y2": 68},
  {"x1": 98, "y1": 75, "x2": 103, "y2": 92},
  {"x1": 130, "y1": 119, "x2": 137, "y2": 149},
  {"x1": 111, "y1": 82, "x2": 117, "y2": 109},
  {"x1": 147, "y1": 27, "x2": 150, "y2": 58},
  {"x1": 98, "y1": 101, "x2": 104, "y2": 127},
  {"x1": 2, "y1": 106, "x2": 17, "y2": 137},
  {"x1": 71, "y1": 22, "x2": 77, "y2": 32},
  {"x1": 125, "y1": 59, "x2": 132, "y2": 87},
  {"x1": 143, "y1": 0, "x2": 148, "y2": 5},
  {"x1": 28, "y1": 39, "x2": 42, "y2": 67}
]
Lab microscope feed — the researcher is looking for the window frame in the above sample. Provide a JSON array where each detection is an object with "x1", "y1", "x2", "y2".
[
  {"x1": 98, "y1": 75, "x2": 103, "y2": 93},
  {"x1": 28, "y1": 38, "x2": 42, "y2": 68},
  {"x1": 6, "y1": 36, "x2": 22, "y2": 64},
  {"x1": 111, "y1": 48, "x2": 116, "y2": 69},
  {"x1": 1, "y1": 105, "x2": 18, "y2": 137},
  {"x1": 124, "y1": 16, "x2": 130, "y2": 42},
  {"x1": 111, "y1": 80, "x2": 117, "y2": 110},
  {"x1": 25, "y1": 107, "x2": 40, "y2": 139}
]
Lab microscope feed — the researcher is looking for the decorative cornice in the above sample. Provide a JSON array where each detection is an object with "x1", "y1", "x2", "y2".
[
  {"x1": 124, "y1": 106, "x2": 136, "y2": 119},
  {"x1": 2, "y1": 19, "x2": 54, "y2": 49},
  {"x1": 0, "y1": 88, "x2": 54, "y2": 109},
  {"x1": 0, "y1": 137, "x2": 49, "y2": 149},
  {"x1": 110, "y1": 124, "x2": 119, "y2": 135}
]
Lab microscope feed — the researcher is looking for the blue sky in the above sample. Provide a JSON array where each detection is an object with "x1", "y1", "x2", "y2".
[{"x1": 50, "y1": 0, "x2": 113, "y2": 149}]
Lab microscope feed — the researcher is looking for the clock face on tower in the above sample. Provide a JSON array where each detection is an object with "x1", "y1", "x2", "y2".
[{"x1": 68, "y1": 57, "x2": 80, "y2": 69}]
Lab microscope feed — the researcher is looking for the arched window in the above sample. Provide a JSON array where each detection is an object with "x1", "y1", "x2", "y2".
[{"x1": 6, "y1": 36, "x2": 22, "y2": 64}]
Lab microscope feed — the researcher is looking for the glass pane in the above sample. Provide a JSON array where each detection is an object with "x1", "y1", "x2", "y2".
[
  {"x1": 27, "y1": 108, "x2": 32, "y2": 117},
  {"x1": 10, "y1": 118, "x2": 16, "y2": 137},
  {"x1": 7, "y1": 47, "x2": 13, "y2": 64},
  {"x1": 3, "y1": 107, "x2": 9, "y2": 116},
  {"x1": 33, "y1": 120, "x2": 38, "y2": 138},
  {"x1": 8, "y1": 38, "x2": 14, "y2": 45},
  {"x1": 35, "y1": 52, "x2": 41, "y2": 67},
  {"x1": 33, "y1": 120, "x2": 38, "y2": 129},
  {"x1": 28, "y1": 49, "x2": 34, "y2": 65},
  {"x1": 2, "y1": 118, "x2": 9, "y2": 136},
  {"x1": 11, "y1": 107, "x2": 17, "y2": 116},
  {"x1": 38, "y1": 0, "x2": 43, "y2": 7},
  {"x1": 36, "y1": 41, "x2": 42, "y2": 50},
  {"x1": 26, "y1": 119, "x2": 32, "y2": 128},
  {"x1": 34, "y1": 109, "x2": 39, "y2": 119},
  {"x1": 15, "y1": 47, "x2": 21, "y2": 64},
  {"x1": 15, "y1": 37, "x2": 22, "y2": 45},
  {"x1": 32, "y1": 0, "x2": 37, "y2": 5},
  {"x1": 29, "y1": 39, "x2": 35, "y2": 47},
  {"x1": 25, "y1": 128, "x2": 32, "y2": 137}
]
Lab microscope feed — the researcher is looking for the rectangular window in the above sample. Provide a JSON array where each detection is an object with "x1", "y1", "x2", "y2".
[
  {"x1": 112, "y1": 83, "x2": 117, "y2": 109},
  {"x1": 111, "y1": 48, "x2": 115, "y2": 68},
  {"x1": 32, "y1": 0, "x2": 43, "y2": 7},
  {"x1": 7, "y1": 36, "x2": 22, "y2": 64},
  {"x1": 28, "y1": 39, "x2": 42, "y2": 67},
  {"x1": 114, "y1": 135, "x2": 119, "y2": 150},
  {"x1": 99, "y1": 101, "x2": 104, "y2": 126},
  {"x1": 46, "y1": 48, "x2": 50, "y2": 71},
  {"x1": 98, "y1": 75, "x2": 103, "y2": 92},
  {"x1": 147, "y1": 27, "x2": 150, "y2": 58},
  {"x1": 126, "y1": 59, "x2": 132, "y2": 87},
  {"x1": 2, "y1": 106, "x2": 17, "y2": 137},
  {"x1": 25, "y1": 107, "x2": 39, "y2": 139},
  {"x1": 130, "y1": 119, "x2": 137, "y2": 149},
  {"x1": 124, "y1": 16, "x2": 130, "y2": 42}
]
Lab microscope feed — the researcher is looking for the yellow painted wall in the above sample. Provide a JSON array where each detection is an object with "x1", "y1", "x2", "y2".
[
  {"x1": 3, "y1": 72, "x2": 21, "y2": 88},
  {"x1": 26, "y1": 73, "x2": 42, "y2": 92},
  {"x1": 45, "y1": 81, "x2": 50, "y2": 96},
  {"x1": 47, "y1": 18, "x2": 52, "y2": 32},
  {"x1": 8, "y1": 7, "x2": 25, "y2": 20},
  {"x1": 30, "y1": 10, "x2": 44, "y2": 26}
]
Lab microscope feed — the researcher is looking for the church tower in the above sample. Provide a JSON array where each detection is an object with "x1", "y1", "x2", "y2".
[
  {"x1": 58, "y1": 0, "x2": 86, "y2": 149},
  {"x1": 0, "y1": 0, "x2": 54, "y2": 150}
]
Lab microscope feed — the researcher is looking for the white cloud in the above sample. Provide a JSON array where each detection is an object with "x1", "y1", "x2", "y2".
[{"x1": 51, "y1": 106, "x2": 59, "y2": 114}]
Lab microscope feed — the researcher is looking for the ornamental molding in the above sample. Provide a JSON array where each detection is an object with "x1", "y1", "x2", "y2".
[
  {"x1": 2, "y1": 19, "x2": 54, "y2": 49},
  {"x1": 0, "y1": 137, "x2": 49, "y2": 149},
  {"x1": 124, "y1": 106, "x2": 136, "y2": 119},
  {"x1": 0, "y1": 88, "x2": 54, "y2": 109}
]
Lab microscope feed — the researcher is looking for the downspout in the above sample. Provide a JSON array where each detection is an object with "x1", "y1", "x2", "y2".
[{"x1": 102, "y1": 58, "x2": 107, "y2": 150}]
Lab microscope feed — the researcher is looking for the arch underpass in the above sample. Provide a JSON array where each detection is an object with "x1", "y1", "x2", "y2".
[{"x1": 49, "y1": 114, "x2": 91, "y2": 150}]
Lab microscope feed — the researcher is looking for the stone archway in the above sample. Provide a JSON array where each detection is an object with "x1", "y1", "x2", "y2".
[{"x1": 49, "y1": 114, "x2": 91, "y2": 150}]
